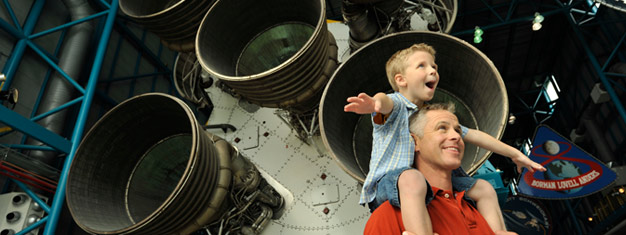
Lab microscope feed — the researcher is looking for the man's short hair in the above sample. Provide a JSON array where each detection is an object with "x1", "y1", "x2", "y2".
[
  {"x1": 409, "y1": 103, "x2": 456, "y2": 137},
  {"x1": 385, "y1": 43, "x2": 436, "y2": 92}
]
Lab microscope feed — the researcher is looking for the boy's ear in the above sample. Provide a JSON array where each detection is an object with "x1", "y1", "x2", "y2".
[{"x1": 395, "y1": 73, "x2": 407, "y2": 88}]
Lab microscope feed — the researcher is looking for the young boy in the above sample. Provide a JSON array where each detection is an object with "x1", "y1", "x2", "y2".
[{"x1": 344, "y1": 43, "x2": 546, "y2": 235}]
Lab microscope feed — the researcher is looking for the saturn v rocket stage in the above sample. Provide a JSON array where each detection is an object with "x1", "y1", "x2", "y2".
[
  {"x1": 65, "y1": 0, "x2": 510, "y2": 234},
  {"x1": 120, "y1": 0, "x2": 460, "y2": 142}
]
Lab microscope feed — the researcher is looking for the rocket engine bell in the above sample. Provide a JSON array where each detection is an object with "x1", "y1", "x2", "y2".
[
  {"x1": 66, "y1": 93, "x2": 283, "y2": 234},
  {"x1": 195, "y1": 0, "x2": 338, "y2": 114},
  {"x1": 319, "y1": 31, "x2": 509, "y2": 182},
  {"x1": 118, "y1": 0, "x2": 217, "y2": 52}
]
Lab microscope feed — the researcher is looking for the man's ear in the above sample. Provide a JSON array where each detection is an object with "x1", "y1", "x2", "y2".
[
  {"x1": 410, "y1": 133, "x2": 420, "y2": 152},
  {"x1": 395, "y1": 73, "x2": 407, "y2": 88}
]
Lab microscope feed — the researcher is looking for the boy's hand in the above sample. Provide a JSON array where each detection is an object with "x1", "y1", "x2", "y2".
[
  {"x1": 511, "y1": 152, "x2": 546, "y2": 174},
  {"x1": 344, "y1": 93, "x2": 381, "y2": 114}
]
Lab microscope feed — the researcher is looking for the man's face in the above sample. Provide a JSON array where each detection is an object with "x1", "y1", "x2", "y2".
[
  {"x1": 397, "y1": 51, "x2": 439, "y2": 102},
  {"x1": 413, "y1": 110, "x2": 465, "y2": 171}
]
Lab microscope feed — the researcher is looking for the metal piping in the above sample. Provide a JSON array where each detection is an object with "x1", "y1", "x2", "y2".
[
  {"x1": 25, "y1": 0, "x2": 94, "y2": 166},
  {"x1": 342, "y1": 0, "x2": 458, "y2": 52},
  {"x1": 342, "y1": 0, "x2": 379, "y2": 50},
  {"x1": 573, "y1": 102, "x2": 614, "y2": 163},
  {"x1": 582, "y1": 119, "x2": 615, "y2": 163},
  {"x1": 603, "y1": 215, "x2": 626, "y2": 235},
  {"x1": 572, "y1": 63, "x2": 626, "y2": 163}
]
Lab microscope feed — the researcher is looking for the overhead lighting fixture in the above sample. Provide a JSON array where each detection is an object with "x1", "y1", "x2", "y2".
[
  {"x1": 532, "y1": 12, "x2": 544, "y2": 31},
  {"x1": 474, "y1": 26, "x2": 483, "y2": 43},
  {"x1": 0, "y1": 88, "x2": 18, "y2": 109},
  {"x1": 0, "y1": 73, "x2": 5, "y2": 90}
]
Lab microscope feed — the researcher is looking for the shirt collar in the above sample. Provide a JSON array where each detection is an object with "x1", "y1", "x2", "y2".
[
  {"x1": 431, "y1": 185, "x2": 466, "y2": 198},
  {"x1": 394, "y1": 92, "x2": 418, "y2": 110}
]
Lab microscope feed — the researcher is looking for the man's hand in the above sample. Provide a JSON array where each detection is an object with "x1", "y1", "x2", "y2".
[
  {"x1": 344, "y1": 93, "x2": 381, "y2": 114},
  {"x1": 402, "y1": 232, "x2": 439, "y2": 235},
  {"x1": 403, "y1": 230, "x2": 515, "y2": 235},
  {"x1": 510, "y1": 152, "x2": 546, "y2": 174},
  {"x1": 495, "y1": 230, "x2": 519, "y2": 235}
]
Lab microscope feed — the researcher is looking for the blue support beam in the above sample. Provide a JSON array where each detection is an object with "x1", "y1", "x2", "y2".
[
  {"x1": 25, "y1": 40, "x2": 85, "y2": 94},
  {"x1": 100, "y1": 71, "x2": 171, "y2": 83},
  {"x1": 4, "y1": 144, "x2": 55, "y2": 151},
  {"x1": 43, "y1": 1, "x2": 119, "y2": 234},
  {"x1": 0, "y1": 105, "x2": 71, "y2": 153},
  {"x1": 11, "y1": 179, "x2": 51, "y2": 235},
  {"x1": 0, "y1": 15, "x2": 24, "y2": 40},
  {"x1": 28, "y1": 11, "x2": 108, "y2": 39},
  {"x1": 565, "y1": 200, "x2": 584, "y2": 235},
  {"x1": 478, "y1": 0, "x2": 505, "y2": 22},
  {"x1": 2, "y1": 0, "x2": 23, "y2": 32},
  {"x1": 0, "y1": 0, "x2": 45, "y2": 91},
  {"x1": 601, "y1": 31, "x2": 626, "y2": 71},
  {"x1": 30, "y1": 97, "x2": 84, "y2": 122},
  {"x1": 12, "y1": 179, "x2": 51, "y2": 213}
]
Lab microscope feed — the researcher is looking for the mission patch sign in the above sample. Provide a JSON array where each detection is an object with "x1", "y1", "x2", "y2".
[{"x1": 517, "y1": 125, "x2": 617, "y2": 199}]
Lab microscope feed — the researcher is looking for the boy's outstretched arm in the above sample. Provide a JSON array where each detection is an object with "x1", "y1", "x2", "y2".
[
  {"x1": 344, "y1": 92, "x2": 394, "y2": 115},
  {"x1": 468, "y1": 179, "x2": 507, "y2": 233},
  {"x1": 464, "y1": 129, "x2": 547, "y2": 173}
]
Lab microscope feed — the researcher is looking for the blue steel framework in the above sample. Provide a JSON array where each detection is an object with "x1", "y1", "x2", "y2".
[
  {"x1": 453, "y1": 1, "x2": 625, "y2": 124},
  {"x1": 565, "y1": 4, "x2": 626, "y2": 232},
  {"x1": 0, "y1": 0, "x2": 118, "y2": 234},
  {"x1": 0, "y1": 1, "x2": 119, "y2": 234},
  {"x1": 0, "y1": 0, "x2": 179, "y2": 233},
  {"x1": 452, "y1": 1, "x2": 625, "y2": 235},
  {"x1": 0, "y1": 0, "x2": 172, "y2": 234},
  {"x1": 0, "y1": 0, "x2": 178, "y2": 232}
]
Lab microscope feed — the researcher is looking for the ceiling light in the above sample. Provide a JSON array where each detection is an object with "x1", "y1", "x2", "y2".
[
  {"x1": 474, "y1": 26, "x2": 483, "y2": 43},
  {"x1": 532, "y1": 12, "x2": 544, "y2": 31},
  {"x1": 0, "y1": 88, "x2": 18, "y2": 109}
]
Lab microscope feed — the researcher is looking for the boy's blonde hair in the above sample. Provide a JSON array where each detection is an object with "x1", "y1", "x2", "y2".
[{"x1": 385, "y1": 43, "x2": 436, "y2": 91}]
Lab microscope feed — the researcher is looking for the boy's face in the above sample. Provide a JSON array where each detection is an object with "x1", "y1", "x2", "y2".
[
  {"x1": 412, "y1": 110, "x2": 464, "y2": 171},
  {"x1": 396, "y1": 51, "x2": 439, "y2": 103}
]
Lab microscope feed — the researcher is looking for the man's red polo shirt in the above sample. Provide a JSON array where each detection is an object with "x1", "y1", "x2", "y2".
[{"x1": 364, "y1": 186, "x2": 495, "y2": 235}]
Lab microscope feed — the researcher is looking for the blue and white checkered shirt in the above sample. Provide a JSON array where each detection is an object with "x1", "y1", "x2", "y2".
[{"x1": 359, "y1": 92, "x2": 468, "y2": 205}]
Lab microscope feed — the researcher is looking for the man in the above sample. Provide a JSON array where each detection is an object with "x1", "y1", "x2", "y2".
[{"x1": 363, "y1": 103, "x2": 517, "y2": 235}]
